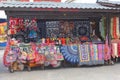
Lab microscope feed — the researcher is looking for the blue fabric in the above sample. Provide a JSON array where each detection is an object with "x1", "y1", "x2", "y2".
[
  {"x1": 60, "y1": 45, "x2": 79, "y2": 64},
  {"x1": 0, "y1": 19, "x2": 6, "y2": 23}
]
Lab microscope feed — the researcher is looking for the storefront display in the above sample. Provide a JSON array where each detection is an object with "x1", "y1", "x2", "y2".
[
  {"x1": 4, "y1": 17, "x2": 110, "y2": 72},
  {"x1": 2, "y1": 1, "x2": 120, "y2": 73}
]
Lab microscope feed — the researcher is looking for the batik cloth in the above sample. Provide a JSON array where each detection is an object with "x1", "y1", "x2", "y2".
[
  {"x1": 60, "y1": 44, "x2": 79, "y2": 64},
  {"x1": 79, "y1": 44, "x2": 91, "y2": 65},
  {"x1": 97, "y1": 44, "x2": 104, "y2": 64},
  {"x1": 89, "y1": 44, "x2": 99, "y2": 65}
]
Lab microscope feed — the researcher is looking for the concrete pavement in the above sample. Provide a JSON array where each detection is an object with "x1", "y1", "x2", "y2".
[{"x1": 0, "y1": 50, "x2": 120, "y2": 80}]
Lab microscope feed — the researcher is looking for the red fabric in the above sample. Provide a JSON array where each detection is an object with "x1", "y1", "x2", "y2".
[
  {"x1": 61, "y1": 38, "x2": 66, "y2": 45},
  {"x1": 113, "y1": 17, "x2": 118, "y2": 39},
  {"x1": 46, "y1": 38, "x2": 50, "y2": 45},
  {"x1": 3, "y1": 41, "x2": 11, "y2": 67},
  {"x1": 104, "y1": 36, "x2": 111, "y2": 60},
  {"x1": 10, "y1": 29, "x2": 16, "y2": 34}
]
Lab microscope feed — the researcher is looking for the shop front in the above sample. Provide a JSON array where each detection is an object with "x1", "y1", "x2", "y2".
[{"x1": 0, "y1": 1, "x2": 119, "y2": 72}]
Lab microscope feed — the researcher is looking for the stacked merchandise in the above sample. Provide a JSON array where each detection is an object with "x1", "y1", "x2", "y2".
[{"x1": 3, "y1": 40, "x2": 64, "y2": 72}]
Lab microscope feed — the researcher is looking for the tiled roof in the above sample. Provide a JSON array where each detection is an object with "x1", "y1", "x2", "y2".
[{"x1": 0, "y1": 1, "x2": 117, "y2": 10}]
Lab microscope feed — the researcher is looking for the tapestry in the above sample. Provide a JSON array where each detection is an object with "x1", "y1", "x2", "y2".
[
  {"x1": 60, "y1": 44, "x2": 79, "y2": 64},
  {"x1": 89, "y1": 43, "x2": 104, "y2": 65},
  {"x1": 97, "y1": 44, "x2": 104, "y2": 60},
  {"x1": 74, "y1": 20, "x2": 90, "y2": 41},
  {"x1": 93, "y1": 44, "x2": 98, "y2": 61},
  {"x1": 89, "y1": 44, "x2": 98, "y2": 65},
  {"x1": 79, "y1": 44, "x2": 90, "y2": 65},
  {"x1": 46, "y1": 21, "x2": 60, "y2": 38},
  {"x1": 97, "y1": 44, "x2": 104, "y2": 64}
]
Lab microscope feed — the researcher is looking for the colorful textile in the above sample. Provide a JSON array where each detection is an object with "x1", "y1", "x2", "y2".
[
  {"x1": 116, "y1": 17, "x2": 119, "y2": 38},
  {"x1": 118, "y1": 42, "x2": 120, "y2": 57},
  {"x1": 79, "y1": 44, "x2": 90, "y2": 62},
  {"x1": 97, "y1": 44, "x2": 104, "y2": 60},
  {"x1": 79, "y1": 44, "x2": 91, "y2": 65},
  {"x1": 90, "y1": 44, "x2": 99, "y2": 65},
  {"x1": 111, "y1": 17, "x2": 119, "y2": 39},
  {"x1": 60, "y1": 44, "x2": 79, "y2": 64},
  {"x1": 93, "y1": 44, "x2": 98, "y2": 61},
  {"x1": 74, "y1": 21, "x2": 90, "y2": 41},
  {"x1": 110, "y1": 18, "x2": 113, "y2": 38},
  {"x1": 111, "y1": 43, "x2": 118, "y2": 58},
  {"x1": 3, "y1": 40, "x2": 11, "y2": 67},
  {"x1": 113, "y1": 17, "x2": 117, "y2": 38},
  {"x1": 6, "y1": 51, "x2": 17, "y2": 63},
  {"x1": 104, "y1": 36, "x2": 111, "y2": 60},
  {"x1": 97, "y1": 44, "x2": 104, "y2": 64},
  {"x1": 89, "y1": 43, "x2": 94, "y2": 61},
  {"x1": 100, "y1": 17, "x2": 105, "y2": 39}
]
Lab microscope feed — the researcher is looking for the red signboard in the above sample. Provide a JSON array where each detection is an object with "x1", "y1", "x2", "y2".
[{"x1": 34, "y1": 0, "x2": 61, "y2": 2}]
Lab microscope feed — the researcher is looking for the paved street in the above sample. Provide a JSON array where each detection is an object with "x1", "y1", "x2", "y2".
[{"x1": 0, "y1": 50, "x2": 120, "y2": 80}]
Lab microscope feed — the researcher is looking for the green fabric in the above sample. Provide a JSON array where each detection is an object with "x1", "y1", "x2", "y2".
[{"x1": 100, "y1": 17, "x2": 105, "y2": 39}]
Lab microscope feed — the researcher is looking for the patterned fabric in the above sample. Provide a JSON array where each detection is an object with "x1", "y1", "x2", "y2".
[
  {"x1": 74, "y1": 21, "x2": 90, "y2": 41},
  {"x1": 6, "y1": 50, "x2": 17, "y2": 63},
  {"x1": 79, "y1": 44, "x2": 90, "y2": 62},
  {"x1": 98, "y1": 44, "x2": 104, "y2": 60},
  {"x1": 90, "y1": 44, "x2": 99, "y2": 65},
  {"x1": 93, "y1": 44, "x2": 98, "y2": 61},
  {"x1": 111, "y1": 17, "x2": 120, "y2": 39},
  {"x1": 79, "y1": 44, "x2": 93, "y2": 65},
  {"x1": 111, "y1": 43, "x2": 118, "y2": 58},
  {"x1": 104, "y1": 36, "x2": 111, "y2": 60},
  {"x1": 118, "y1": 42, "x2": 120, "y2": 57},
  {"x1": 116, "y1": 17, "x2": 119, "y2": 38},
  {"x1": 60, "y1": 44, "x2": 79, "y2": 64}
]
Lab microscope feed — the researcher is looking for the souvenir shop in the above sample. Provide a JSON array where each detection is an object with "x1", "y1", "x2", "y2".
[{"x1": 0, "y1": 2, "x2": 120, "y2": 72}]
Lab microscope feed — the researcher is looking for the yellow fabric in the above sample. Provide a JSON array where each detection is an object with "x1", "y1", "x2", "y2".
[
  {"x1": 0, "y1": 22, "x2": 7, "y2": 35},
  {"x1": 116, "y1": 17, "x2": 119, "y2": 39},
  {"x1": 0, "y1": 26, "x2": 5, "y2": 34}
]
